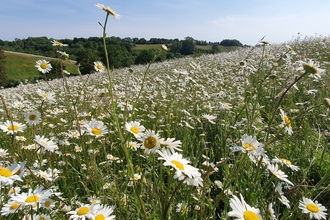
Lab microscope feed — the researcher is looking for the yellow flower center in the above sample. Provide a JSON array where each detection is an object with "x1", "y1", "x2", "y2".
[
  {"x1": 171, "y1": 160, "x2": 184, "y2": 170},
  {"x1": 10, "y1": 203, "x2": 20, "y2": 210},
  {"x1": 77, "y1": 206, "x2": 90, "y2": 216},
  {"x1": 180, "y1": 205, "x2": 187, "y2": 212},
  {"x1": 95, "y1": 214, "x2": 105, "y2": 220},
  {"x1": 144, "y1": 136, "x2": 157, "y2": 149},
  {"x1": 97, "y1": 64, "x2": 103, "y2": 70},
  {"x1": 92, "y1": 127, "x2": 102, "y2": 136},
  {"x1": 39, "y1": 217, "x2": 46, "y2": 220},
  {"x1": 0, "y1": 167, "x2": 13, "y2": 177},
  {"x1": 243, "y1": 143, "x2": 256, "y2": 151},
  {"x1": 45, "y1": 200, "x2": 51, "y2": 207},
  {"x1": 303, "y1": 63, "x2": 317, "y2": 74},
  {"x1": 284, "y1": 115, "x2": 291, "y2": 127},
  {"x1": 306, "y1": 203, "x2": 319, "y2": 213},
  {"x1": 41, "y1": 93, "x2": 48, "y2": 98},
  {"x1": 40, "y1": 63, "x2": 48, "y2": 70},
  {"x1": 29, "y1": 114, "x2": 37, "y2": 120},
  {"x1": 7, "y1": 125, "x2": 18, "y2": 131},
  {"x1": 243, "y1": 210, "x2": 260, "y2": 220},
  {"x1": 130, "y1": 126, "x2": 139, "y2": 134},
  {"x1": 25, "y1": 195, "x2": 39, "y2": 203}
]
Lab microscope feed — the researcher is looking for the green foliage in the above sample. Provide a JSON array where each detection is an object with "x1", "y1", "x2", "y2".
[
  {"x1": 220, "y1": 39, "x2": 243, "y2": 47},
  {"x1": 0, "y1": 47, "x2": 9, "y2": 87},
  {"x1": 180, "y1": 36, "x2": 196, "y2": 55}
]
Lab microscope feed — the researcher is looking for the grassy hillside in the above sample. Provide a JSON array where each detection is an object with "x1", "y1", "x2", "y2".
[{"x1": 4, "y1": 51, "x2": 79, "y2": 81}]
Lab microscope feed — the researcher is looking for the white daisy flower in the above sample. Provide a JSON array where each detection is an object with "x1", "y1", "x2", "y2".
[
  {"x1": 90, "y1": 204, "x2": 116, "y2": 220},
  {"x1": 24, "y1": 110, "x2": 41, "y2": 126},
  {"x1": 202, "y1": 114, "x2": 217, "y2": 124},
  {"x1": 94, "y1": 61, "x2": 106, "y2": 72},
  {"x1": 280, "y1": 109, "x2": 293, "y2": 135},
  {"x1": 267, "y1": 163, "x2": 294, "y2": 186},
  {"x1": 157, "y1": 148, "x2": 201, "y2": 181},
  {"x1": 139, "y1": 130, "x2": 162, "y2": 153},
  {"x1": 228, "y1": 194, "x2": 262, "y2": 220},
  {"x1": 67, "y1": 204, "x2": 94, "y2": 220},
  {"x1": 299, "y1": 197, "x2": 327, "y2": 220},
  {"x1": 0, "y1": 120, "x2": 26, "y2": 134},
  {"x1": 35, "y1": 135, "x2": 58, "y2": 152},
  {"x1": 0, "y1": 162, "x2": 23, "y2": 185},
  {"x1": 96, "y1": 3, "x2": 120, "y2": 19},
  {"x1": 35, "y1": 60, "x2": 52, "y2": 74},
  {"x1": 83, "y1": 119, "x2": 108, "y2": 138},
  {"x1": 125, "y1": 121, "x2": 145, "y2": 138}
]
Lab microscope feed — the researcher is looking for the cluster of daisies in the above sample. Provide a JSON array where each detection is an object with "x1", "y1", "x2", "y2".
[{"x1": 125, "y1": 121, "x2": 203, "y2": 187}]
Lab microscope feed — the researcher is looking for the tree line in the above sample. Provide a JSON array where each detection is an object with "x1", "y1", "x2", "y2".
[{"x1": 0, "y1": 36, "x2": 243, "y2": 87}]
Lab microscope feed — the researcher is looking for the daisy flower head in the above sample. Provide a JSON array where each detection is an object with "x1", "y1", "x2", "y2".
[
  {"x1": 84, "y1": 119, "x2": 108, "y2": 138},
  {"x1": 35, "y1": 135, "x2": 58, "y2": 152},
  {"x1": 279, "y1": 109, "x2": 293, "y2": 135},
  {"x1": 36, "y1": 89, "x2": 56, "y2": 102},
  {"x1": 0, "y1": 120, "x2": 26, "y2": 134},
  {"x1": 94, "y1": 61, "x2": 106, "y2": 72},
  {"x1": 67, "y1": 204, "x2": 94, "y2": 220},
  {"x1": 35, "y1": 60, "x2": 52, "y2": 74},
  {"x1": 299, "y1": 197, "x2": 327, "y2": 220},
  {"x1": 0, "y1": 162, "x2": 23, "y2": 185},
  {"x1": 202, "y1": 114, "x2": 217, "y2": 124},
  {"x1": 51, "y1": 40, "x2": 68, "y2": 47},
  {"x1": 10, "y1": 186, "x2": 53, "y2": 207},
  {"x1": 176, "y1": 202, "x2": 188, "y2": 213},
  {"x1": 239, "y1": 134, "x2": 265, "y2": 157},
  {"x1": 160, "y1": 137, "x2": 182, "y2": 151},
  {"x1": 228, "y1": 194, "x2": 262, "y2": 220},
  {"x1": 96, "y1": 3, "x2": 120, "y2": 19},
  {"x1": 296, "y1": 59, "x2": 325, "y2": 79},
  {"x1": 1, "y1": 200, "x2": 22, "y2": 216},
  {"x1": 125, "y1": 121, "x2": 145, "y2": 138},
  {"x1": 57, "y1": 50, "x2": 69, "y2": 60},
  {"x1": 90, "y1": 204, "x2": 116, "y2": 220},
  {"x1": 267, "y1": 163, "x2": 294, "y2": 186},
  {"x1": 157, "y1": 148, "x2": 201, "y2": 181},
  {"x1": 0, "y1": 148, "x2": 9, "y2": 158},
  {"x1": 139, "y1": 130, "x2": 162, "y2": 153},
  {"x1": 24, "y1": 110, "x2": 41, "y2": 126}
]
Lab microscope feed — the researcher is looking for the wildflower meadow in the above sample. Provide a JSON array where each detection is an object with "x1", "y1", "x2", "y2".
[{"x1": 0, "y1": 3, "x2": 330, "y2": 220}]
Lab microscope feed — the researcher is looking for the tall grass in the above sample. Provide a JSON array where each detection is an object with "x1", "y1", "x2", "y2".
[{"x1": 0, "y1": 4, "x2": 329, "y2": 220}]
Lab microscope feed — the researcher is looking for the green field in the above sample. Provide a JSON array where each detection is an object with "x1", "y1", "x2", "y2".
[{"x1": 4, "y1": 51, "x2": 79, "y2": 81}]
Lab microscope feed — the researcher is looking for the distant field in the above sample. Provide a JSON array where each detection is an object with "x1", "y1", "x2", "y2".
[
  {"x1": 134, "y1": 44, "x2": 237, "y2": 52},
  {"x1": 4, "y1": 51, "x2": 79, "y2": 81}
]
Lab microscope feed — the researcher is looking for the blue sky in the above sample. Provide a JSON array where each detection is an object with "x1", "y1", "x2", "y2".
[{"x1": 1, "y1": 0, "x2": 330, "y2": 45}]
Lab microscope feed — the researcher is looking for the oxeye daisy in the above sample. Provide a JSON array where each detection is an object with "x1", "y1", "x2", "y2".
[
  {"x1": 267, "y1": 163, "x2": 293, "y2": 186},
  {"x1": 35, "y1": 60, "x2": 52, "y2": 74},
  {"x1": 296, "y1": 59, "x2": 325, "y2": 79},
  {"x1": 35, "y1": 135, "x2": 58, "y2": 152},
  {"x1": 94, "y1": 61, "x2": 106, "y2": 72},
  {"x1": 10, "y1": 186, "x2": 53, "y2": 207},
  {"x1": 36, "y1": 89, "x2": 56, "y2": 102},
  {"x1": 1, "y1": 200, "x2": 22, "y2": 216},
  {"x1": 228, "y1": 194, "x2": 262, "y2": 220},
  {"x1": 299, "y1": 197, "x2": 327, "y2": 220},
  {"x1": 0, "y1": 162, "x2": 23, "y2": 185},
  {"x1": 279, "y1": 109, "x2": 293, "y2": 135},
  {"x1": 51, "y1": 40, "x2": 68, "y2": 47},
  {"x1": 67, "y1": 204, "x2": 94, "y2": 220},
  {"x1": 84, "y1": 119, "x2": 108, "y2": 137},
  {"x1": 157, "y1": 148, "x2": 201, "y2": 181},
  {"x1": 160, "y1": 137, "x2": 182, "y2": 151},
  {"x1": 95, "y1": 3, "x2": 120, "y2": 19},
  {"x1": 90, "y1": 204, "x2": 116, "y2": 220},
  {"x1": 125, "y1": 121, "x2": 145, "y2": 138},
  {"x1": 24, "y1": 110, "x2": 41, "y2": 126},
  {"x1": 201, "y1": 114, "x2": 217, "y2": 124},
  {"x1": 139, "y1": 130, "x2": 162, "y2": 153},
  {"x1": 0, "y1": 120, "x2": 26, "y2": 134}
]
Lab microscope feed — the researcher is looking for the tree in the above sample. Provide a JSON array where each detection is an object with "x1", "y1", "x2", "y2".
[
  {"x1": 76, "y1": 48, "x2": 100, "y2": 74},
  {"x1": 0, "y1": 47, "x2": 9, "y2": 88},
  {"x1": 220, "y1": 39, "x2": 243, "y2": 47},
  {"x1": 180, "y1": 36, "x2": 196, "y2": 55}
]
